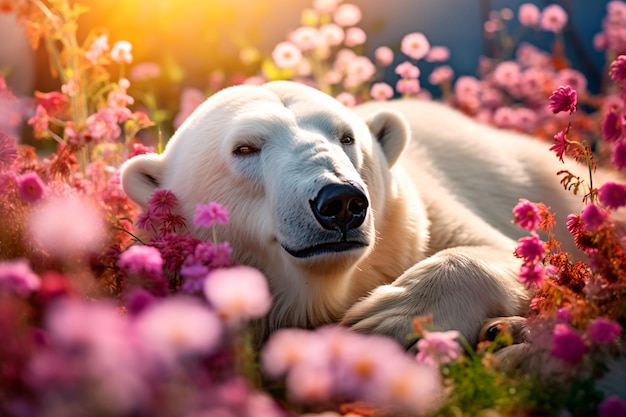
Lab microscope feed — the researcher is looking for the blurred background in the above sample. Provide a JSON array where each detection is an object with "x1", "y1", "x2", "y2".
[{"x1": 0, "y1": 0, "x2": 610, "y2": 96}]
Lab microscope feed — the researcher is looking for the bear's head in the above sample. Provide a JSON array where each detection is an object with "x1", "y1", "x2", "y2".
[{"x1": 121, "y1": 81, "x2": 412, "y2": 332}]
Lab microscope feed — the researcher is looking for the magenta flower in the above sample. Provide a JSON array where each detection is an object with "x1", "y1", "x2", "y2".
[
  {"x1": 599, "y1": 396, "x2": 626, "y2": 417},
  {"x1": 611, "y1": 140, "x2": 626, "y2": 170},
  {"x1": 581, "y1": 203, "x2": 609, "y2": 231},
  {"x1": 415, "y1": 330, "x2": 462, "y2": 368},
  {"x1": 549, "y1": 128, "x2": 570, "y2": 163},
  {"x1": 519, "y1": 263, "x2": 546, "y2": 287},
  {"x1": 0, "y1": 258, "x2": 41, "y2": 296},
  {"x1": 514, "y1": 234, "x2": 546, "y2": 264},
  {"x1": 512, "y1": 198, "x2": 541, "y2": 231},
  {"x1": 551, "y1": 323, "x2": 587, "y2": 363},
  {"x1": 17, "y1": 172, "x2": 46, "y2": 203},
  {"x1": 194, "y1": 202, "x2": 229, "y2": 228},
  {"x1": 548, "y1": 85, "x2": 577, "y2": 114},
  {"x1": 147, "y1": 189, "x2": 178, "y2": 215},
  {"x1": 602, "y1": 111, "x2": 624, "y2": 142},
  {"x1": 204, "y1": 266, "x2": 272, "y2": 323},
  {"x1": 598, "y1": 181, "x2": 626, "y2": 210},
  {"x1": 540, "y1": 4, "x2": 568, "y2": 33},
  {"x1": 609, "y1": 55, "x2": 626, "y2": 85},
  {"x1": 400, "y1": 32, "x2": 430, "y2": 60},
  {"x1": 587, "y1": 318, "x2": 622, "y2": 345}
]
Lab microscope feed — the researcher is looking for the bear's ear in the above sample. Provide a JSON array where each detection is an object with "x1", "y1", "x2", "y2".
[
  {"x1": 363, "y1": 109, "x2": 410, "y2": 168},
  {"x1": 121, "y1": 153, "x2": 164, "y2": 207}
]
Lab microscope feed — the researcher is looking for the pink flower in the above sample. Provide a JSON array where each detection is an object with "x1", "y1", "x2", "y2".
[
  {"x1": 492, "y1": 106, "x2": 518, "y2": 129},
  {"x1": 0, "y1": 132, "x2": 17, "y2": 170},
  {"x1": 540, "y1": 4, "x2": 568, "y2": 33},
  {"x1": 288, "y1": 27, "x2": 320, "y2": 51},
  {"x1": 602, "y1": 111, "x2": 624, "y2": 142},
  {"x1": 550, "y1": 127, "x2": 570, "y2": 163},
  {"x1": 425, "y1": 46, "x2": 450, "y2": 62},
  {"x1": 28, "y1": 104, "x2": 50, "y2": 138},
  {"x1": 271, "y1": 42, "x2": 302, "y2": 69},
  {"x1": 512, "y1": 198, "x2": 541, "y2": 231},
  {"x1": 370, "y1": 82, "x2": 394, "y2": 100},
  {"x1": 129, "y1": 62, "x2": 161, "y2": 81},
  {"x1": 344, "y1": 27, "x2": 366, "y2": 47},
  {"x1": 415, "y1": 330, "x2": 462, "y2": 367},
  {"x1": 118, "y1": 245, "x2": 164, "y2": 277},
  {"x1": 515, "y1": 234, "x2": 546, "y2": 264},
  {"x1": 428, "y1": 65, "x2": 454, "y2": 85},
  {"x1": 401, "y1": 32, "x2": 430, "y2": 60},
  {"x1": 375, "y1": 46, "x2": 394, "y2": 66},
  {"x1": 492, "y1": 61, "x2": 521, "y2": 89},
  {"x1": 111, "y1": 40, "x2": 133, "y2": 63},
  {"x1": 195, "y1": 202, "x2": 229, "y2": 228},
  {"x1": 313, "y1": 0, "x2": 340, "y2": 14},
  {"x1": 609, "y1": 55, "x2": 626, "y2": 84},
  {"x1": 34, "y1": 91, "x2": 68, "y2": 115},
  {"x1": 319, "y1": 23, "x2": 344, "y2": 46},
  {"x1": 395, "y1": 61, "x2": 420, "y2": 78},
  {"x1": 581, "y1": 203, "x2": 609, "y2": 231},
  {"x1": 17, "y1": 172, "x2": 45, "y2": 203},
  {"x1": 396, "y1": 78, "x2": 421, "y2": 95},
  {"x1": 203, "y1": 266, "x2": 272, "y2": 322},
  {"x1": 0, "y1": 258, "x2": 41, "y2": 296},
  {"x1": 519, "y1": 263, "x2": 546, "y2": 287},
  {"x1": 27, "y1": 196, "x2": 105, "y2": 257},
  {"x1": 514, "y1": 108, "x2": 538, "y2": 132},
  {"x1": 333, "y1": 3, "x2": 362, "y2": 27},
  {"x1": 549, "y1": 85, "x2": 577, "y2": 114},
  {"x1": 551, "y1": 323, "x2": 587, "y2": 363},
  {"x1": 599, "y1": 396, "x2": 626, "y2": 417},
  {"x1": 135, "y1": 296, "x2": 222, "y2": 365},
  {"x1": 286, "y1": 362, "x2": 333, "y2": 404},
  {"x1": 518, "y1": 3, "x2": 540, "y2": 26},
  {"x1": 85, "y1": 34, "x2": 109, "y2": 64},
  {"x1": 86, "y1": 109, "x2": 122, "y2": 142},
  {"x1": 346, "y1": 56, "x2": 376, "y2": 82},
  {"x1": 335, "y1": 92, "x2": 356, "y2": 107},
  {"x1": 587, "y1": 318, "x2": 622, "y2": 345},
  {"x1": 173, "y1": 87, "x2": 205, "y2": 129},
  {"x1": 261, "y1": 328, "x2": 315, "y2": 378},
  {"x1": 556, "y1": 69, "x2": 587, "y2": 94},
  {"x1": 599, "y1": 181, "x2": 626, "y2": 210},
  {"x1": 612, "y1": 140, "x2": 626, "y2": 170}
]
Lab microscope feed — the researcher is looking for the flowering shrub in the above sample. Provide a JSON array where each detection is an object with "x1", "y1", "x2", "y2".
[{"x1": 1, "y1": 0, "x2": 626, "y2": 416}]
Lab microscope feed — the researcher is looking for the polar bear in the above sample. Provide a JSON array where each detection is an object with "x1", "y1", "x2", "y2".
[{"x1": 121, "y1": 80, "x2": 590, "y2": 347}]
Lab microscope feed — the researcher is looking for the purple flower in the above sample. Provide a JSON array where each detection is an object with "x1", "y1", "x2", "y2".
[
  {"x1": 599, "y1": 396, "x2": 626, "y2": 417},
  {"x1": 204, "y1": 266, "x2": 271, "y2": 323},
  {"x1": 194, "y1": 202, "x2": 229, "y2": 228},
  {"x1": 598, "y1": 181, "x2": 626, "y2": 210},
  {"x1": 548, "y1": 85, "x2": 577, "y2": 114},
  {"x1": 581, "y1": 203, "x2": 609, "y2": 231},
  {"x1": 17, "y1": 172, "x2": 46, "y2": 203},
  {"x1": 415, "y1": 330, "x2": 462, "y2": 367},
  {"x1": 514, "y1": 234, "x2": 546, "y2": 264},
  {"x1": 519, "y1": 263, "x2": 546, "y2": 287},
  {"x1": 551, "y1": 323, "x2": 587, "y2": 363},
  {"x1": 587, "y1": 318, "x2": 622, "y2": 345},
  {"x1": 0, "y1": 258, "x2": 41, "y2": 296}
]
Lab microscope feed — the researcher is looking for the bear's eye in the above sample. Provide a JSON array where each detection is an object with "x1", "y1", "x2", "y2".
[
  {"x1": 233, "y1": 144, "x2": 261, "y2": 156},
  {"x1": 340, "y1": 134, "x2": 355, "y2": 145}
]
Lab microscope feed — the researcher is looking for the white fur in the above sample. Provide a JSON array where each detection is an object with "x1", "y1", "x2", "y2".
[{"x1": 121, "y1": 81, "x2": 595, "y2": 346}]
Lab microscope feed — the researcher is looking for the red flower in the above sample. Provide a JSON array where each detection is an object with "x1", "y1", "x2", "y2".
[{"x1": 548, "y1": 85, "x2": 577, "y2": 114}]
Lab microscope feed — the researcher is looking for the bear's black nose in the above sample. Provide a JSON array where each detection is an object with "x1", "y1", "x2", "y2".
[{"x1": 310, "y1": 183, "x2": 368, "y2": 233}]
